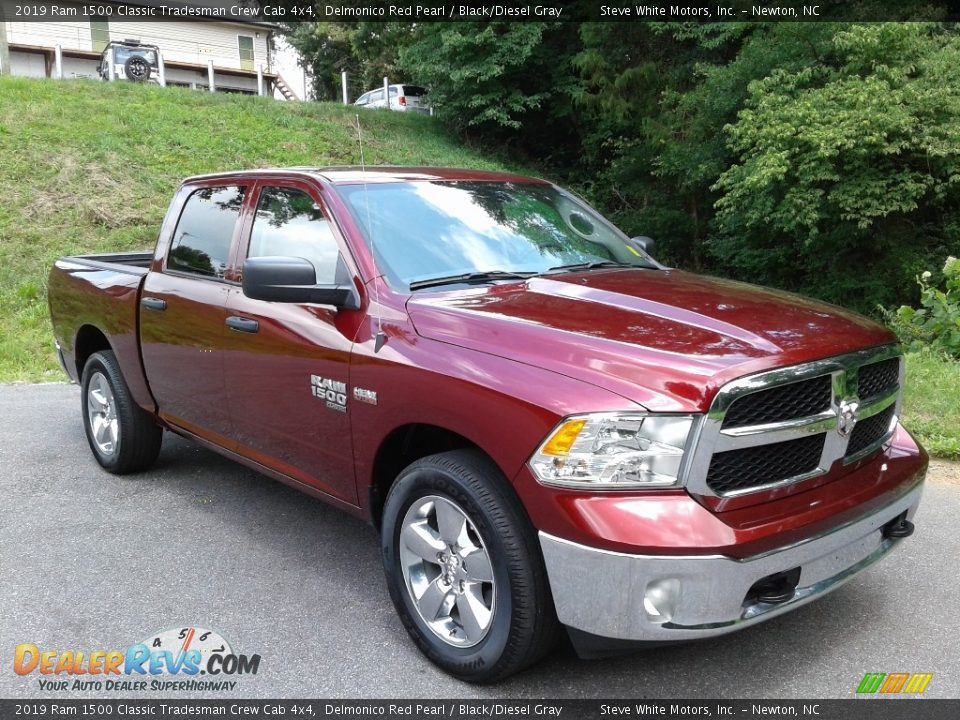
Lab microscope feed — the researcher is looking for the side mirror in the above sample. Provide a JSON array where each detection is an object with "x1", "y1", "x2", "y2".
[
  {"x1": 631, "y1": 235, "x2": 655, "y2": 255},
  {"x1": 242, "y1": 256, "x2": 360, "y2": 310}
]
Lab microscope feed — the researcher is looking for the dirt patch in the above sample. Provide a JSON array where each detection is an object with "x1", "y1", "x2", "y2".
[
  {"x1": 928, "y1": 458, "x2": 960, "y2": 485},
  {"x1": 23, "y1": 153, "x2": 152, "y2": 229}
]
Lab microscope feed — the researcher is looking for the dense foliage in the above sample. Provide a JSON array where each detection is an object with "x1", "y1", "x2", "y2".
[
  {"x1": 284, "y1": 21, "x2": 415, "y2": 101},
  {"x1": 285, "y1": 18, "x2": 960, "y2": 315},
  {"x1": 887, "y1": 257, "x2": 960, "y2": 357}
]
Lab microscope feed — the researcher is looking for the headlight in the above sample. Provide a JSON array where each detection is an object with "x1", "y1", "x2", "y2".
[{"x1": 528, "y1": 413, "x2": 696, "y2": 489}]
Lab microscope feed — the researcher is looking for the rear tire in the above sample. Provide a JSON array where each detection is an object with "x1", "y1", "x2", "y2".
[
  {"x1": 81, "y1": 350, "x2": 162, "y2": 474},
  {"x1": 381, "y1": 449, "x2": 559, "y2": 682}
]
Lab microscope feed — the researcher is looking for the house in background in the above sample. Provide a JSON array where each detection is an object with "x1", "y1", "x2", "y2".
[{"x1": 0, "y1": 0, "x2": 306, "y2": 99}]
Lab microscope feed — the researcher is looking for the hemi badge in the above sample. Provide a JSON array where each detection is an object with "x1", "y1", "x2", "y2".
[{"x1": 353, "y1": 387, "x2": 378, "y2": 405}]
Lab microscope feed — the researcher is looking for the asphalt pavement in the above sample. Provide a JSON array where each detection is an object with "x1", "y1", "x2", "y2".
[{"x1": 1, "y1": 383, "x2": 957, "y2": 699}]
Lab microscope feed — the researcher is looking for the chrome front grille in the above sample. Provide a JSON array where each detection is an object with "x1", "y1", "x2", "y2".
[
  {"x1": 686, "y1": 345, "x2": 903, "y2": 498},
  {"x1": 845, "y1": 403, "x2": 897, "y2": 460},
  {"x1": 858, "y1": 357, "x2": 900, "y2": 400},
  {"x1": 706, "y1": 434, "x2": 826, "y2": 495},
  {"x1": 722, "y1": 375, "x2": 832, "y2": 429}
]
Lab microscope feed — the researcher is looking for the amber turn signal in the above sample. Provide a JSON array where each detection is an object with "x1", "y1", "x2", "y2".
[{"x1": 540, "y1": 419, "x2": 587, "y2": 456}]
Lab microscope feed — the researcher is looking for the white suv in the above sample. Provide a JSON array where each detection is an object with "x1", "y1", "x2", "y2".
[
  {"x1": 354, "y1": 84, "x2": 429, "y2": 114},
  {"x1": 98, "y1": 40, "x2": 161, "y2": 84}
]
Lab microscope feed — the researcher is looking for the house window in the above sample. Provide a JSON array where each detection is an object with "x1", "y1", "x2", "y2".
[
  {"x1": 238, "y1": 35, "x2": 254, "y2": 71},
  {"x1": 90, "y1": 20, "x2": 109, "y2": 52}
]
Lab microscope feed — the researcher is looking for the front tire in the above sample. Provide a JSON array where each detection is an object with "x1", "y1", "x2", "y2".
[
  {"x1": 81, "y1": 350, "x2": 162, "y2": 474},
  {"x1": 381, "y1": 449, "x2": 559, "y2": 682}
]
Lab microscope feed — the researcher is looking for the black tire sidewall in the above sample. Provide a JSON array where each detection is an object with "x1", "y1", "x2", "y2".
[
  {"x1": 382, "y1": 463, "x2": 516, "y2": 681},
  {"x1": 81, "y1": 354, "x2": 124, "y2": 470},
  {"x1": 80, "y1": 350, "x2": 159, "y2": 473}
]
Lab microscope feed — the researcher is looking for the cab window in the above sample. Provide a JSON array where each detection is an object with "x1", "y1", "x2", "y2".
[
  {"x1": 248, "y1": 186, "x2": 340, "y2": 284},
  {"x1": 169, "y1": 186, "x2": 245, "y2": 278}
]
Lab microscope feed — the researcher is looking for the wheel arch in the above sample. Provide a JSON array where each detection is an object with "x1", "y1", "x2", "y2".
[
  {"x1": 72, "y1": 323, "x2": 157, "y2": 414},
  {"x1": 368, "y1": 423, "x2": 509, "y2": 531},
  {"x1": 74, "y1": 324, "x2": 113, "y2": 377}
]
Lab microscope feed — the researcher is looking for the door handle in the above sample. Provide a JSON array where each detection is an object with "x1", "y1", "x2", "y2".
[
  {"x1": 226, "y1": 316, "x2": 259, "y2": 334},
  {"x1": 140, "y1": 297, "x2": 167, "y2": 311}
]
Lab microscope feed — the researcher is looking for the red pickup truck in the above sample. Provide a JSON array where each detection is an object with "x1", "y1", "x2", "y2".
[{"x1": 48, "y1": 167, "x2": 927, "y2": 682}]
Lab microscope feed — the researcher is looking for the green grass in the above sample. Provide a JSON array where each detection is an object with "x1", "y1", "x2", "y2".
[
  {"x1": 902, "y1": 352, "x2": 960, "y2": 460},
  {"x1": 0, "y1": 76, "x2": 515, "y2": 382}
]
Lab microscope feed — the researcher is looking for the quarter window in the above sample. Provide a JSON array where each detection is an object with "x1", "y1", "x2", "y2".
[
  {"x1": 169, "y1": 186, "x2": 245, "y2": 278},
  {"x1": 248, "y1": 187, "x2": 340, "y2": 284}
]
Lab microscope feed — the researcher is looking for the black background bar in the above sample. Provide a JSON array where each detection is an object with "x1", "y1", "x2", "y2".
[
  {"x1": 1, "y1": 699, "x2": 959, "y2": 720},
  {"x1": 2, "y1": 1, "x2": 960, "y2": 23}
]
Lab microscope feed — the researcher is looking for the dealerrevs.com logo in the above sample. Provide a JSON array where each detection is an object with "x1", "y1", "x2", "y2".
[{"x1": 14, "y1": 627, "x2": 261, "y2": 692}]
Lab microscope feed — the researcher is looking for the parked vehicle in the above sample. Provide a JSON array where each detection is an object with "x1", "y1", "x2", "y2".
[
  {"x1": 98, "y1": 39, "x2": 161, "y2": 84},
  {"x1": 354, "y1": 84, "x2": 429, "y2": 113},
  {"x1": 48, "y1": 167, "x2": 927, "y2": 683}
]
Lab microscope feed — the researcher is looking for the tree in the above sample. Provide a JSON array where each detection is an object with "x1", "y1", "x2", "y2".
[
  {"x1": 711, "y1": 23, "x2": 960, "y2": 308},
  {"x1": 285, "y1": 21, "x2": 415, "y2": 101},
  {"x1": 397, "y1": 22, "x2": 580, "y2": 161}
]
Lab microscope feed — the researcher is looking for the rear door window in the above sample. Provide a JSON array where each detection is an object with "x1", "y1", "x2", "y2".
[
  {"x1": 403, "y1": 86, "x2": 427, "y2": 97},
  {"x1": 168, "y1": 186, "x2": 245, "y2": 278},
  {"x1": 248, "y1": 186, "x2": 340, "y2": 284}
]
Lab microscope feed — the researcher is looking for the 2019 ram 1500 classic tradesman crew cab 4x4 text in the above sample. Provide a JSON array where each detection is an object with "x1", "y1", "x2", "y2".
[{"x1": 48, "y1": 168, "x2": 927, "y2": 682}]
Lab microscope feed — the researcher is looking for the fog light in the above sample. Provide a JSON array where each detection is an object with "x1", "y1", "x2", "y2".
[{"x1": 643, "y1": 578, "x2": 680, "y2": 624}]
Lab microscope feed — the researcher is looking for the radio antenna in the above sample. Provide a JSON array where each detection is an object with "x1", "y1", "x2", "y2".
[{"x1": 355, "y1": 113, "x2": 386, "y2": 353}]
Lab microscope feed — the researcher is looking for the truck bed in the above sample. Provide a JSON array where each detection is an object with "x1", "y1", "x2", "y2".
[{"x1": 47, "y1": 251, "x2": 155, "y2": 411}]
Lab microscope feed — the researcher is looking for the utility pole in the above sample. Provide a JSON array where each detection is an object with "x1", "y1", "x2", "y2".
[{"x1": 0, "y1": 21, "x2": 11, "y2": 76}]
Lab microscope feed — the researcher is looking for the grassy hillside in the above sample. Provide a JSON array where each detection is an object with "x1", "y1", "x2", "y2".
[{"x1": 0, "y1": 76, "x2": 513, "y2": 382}]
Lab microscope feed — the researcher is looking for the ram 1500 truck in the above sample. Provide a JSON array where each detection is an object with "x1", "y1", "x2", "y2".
[{"x1": 48, "y1": 168, "x2": 927, "y2": 682}]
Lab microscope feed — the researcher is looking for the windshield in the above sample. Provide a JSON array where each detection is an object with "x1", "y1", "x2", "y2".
[{"x1": 335, "y1": 180, "x2": 655, "y2": 290}]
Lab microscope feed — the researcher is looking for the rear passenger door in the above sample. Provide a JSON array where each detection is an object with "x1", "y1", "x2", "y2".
[
  {"x1": 140, "y1": 183, "x2": 246, "y2": 445},
  {"x1": 222, "y1": 181, "x2": 361, "y2": 504}
]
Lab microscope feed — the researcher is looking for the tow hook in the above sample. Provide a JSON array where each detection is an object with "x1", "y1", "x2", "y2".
[
  {"x1": 747, "y1": 567, "x2": 801, "y2": 606},
  {"x1": 883, "y1": 513, "x2": 915, "y2": 539}
]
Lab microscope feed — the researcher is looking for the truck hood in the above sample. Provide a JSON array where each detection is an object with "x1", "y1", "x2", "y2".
[{"x1": 405, "y1": 269, "x2": 896, "y2": 413}]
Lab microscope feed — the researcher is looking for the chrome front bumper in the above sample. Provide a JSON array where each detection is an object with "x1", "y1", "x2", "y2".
[{"x1": 539, "y1": 484, "x2": 922, "y2": 642}]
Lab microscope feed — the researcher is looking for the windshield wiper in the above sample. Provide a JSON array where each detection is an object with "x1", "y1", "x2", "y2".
[
  {"x1": 408, "y1": 270, "x2": 538, "y2": 291},
  {"x1": 543, "y1": 260, "x2": 635, "y2": 274}
]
